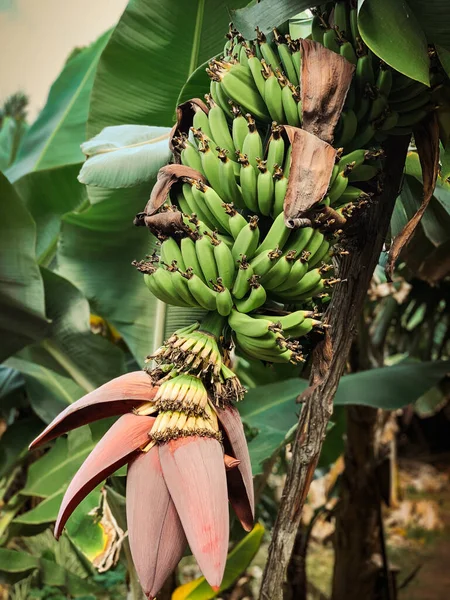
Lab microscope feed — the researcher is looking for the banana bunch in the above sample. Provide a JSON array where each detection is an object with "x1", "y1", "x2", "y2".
[{"x1": 136, "y1": 2, "x2": 433, "y2": 365}]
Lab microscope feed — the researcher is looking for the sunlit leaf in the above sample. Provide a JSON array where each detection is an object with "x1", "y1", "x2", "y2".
[
  {"x1": 78, "y1": 125, "x2": 172, "y2": 188},
  {"x1": 231, "y1": 0, "x2": 312, "y2": 39},
  {"x1": 172, "y1": 524, "x2": 265, "y2": 599},
  {"x1": 6, "y1": 32, "x2": 110, "y2": 182}
]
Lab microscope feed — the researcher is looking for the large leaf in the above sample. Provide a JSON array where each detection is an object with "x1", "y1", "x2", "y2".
[
  {"x1": 21, "y1": 269, "x2": 125, "y2": 392},
  {"x1": 358, "y1": 0, "x2": 429, "y2": 85},
  {"x1": 6, "y1": 32, "x2": 110, "y2": 183},
  {"x1": 6, "y1": 357, "x2": 84, "y2": 424},
  {"x1": 78, "y1": 125, "x2": 171, "y2": 188},
  {"x1": 231, "y1": 0, "x2": 312, "y2": 39},
  {"x1": 87, "y1": 0, "x2": 248, "y2": 137},
  {"x1": 13, "y1": 163, "x2": 87, "y2": 264},
  {"x1": 0, "y1": 172, "x2": 48, "y2": 361},
  {"x1": 240, "y1": 360, "x2": 450, "y2": 472},
  {"x1": 177, "y1": 59, "x2": 212, "y2": 108},
  {"x1": 408, "y1": 0, "x2": 450, "y2": 49},
  {"x1": 0, "y1": 416, "x2": 43, "y2": 479},
  {"x1": 172, "y1": 524, "x2": 265, "y2": 600},
  {"x1": 57, "y1": 186, "x2": 201, "y2": 362}
]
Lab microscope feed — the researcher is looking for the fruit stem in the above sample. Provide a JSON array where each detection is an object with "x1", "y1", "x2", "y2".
[{"x1": 199, "y1": 312, "x2": 226, "y2": 338}]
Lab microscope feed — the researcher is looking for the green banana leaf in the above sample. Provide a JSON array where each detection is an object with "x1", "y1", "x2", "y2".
[
  {"x1": 0, "y1": 416, "x2": 43, "y2": 479},
  {"x1": 241, "y1": 359, "x2": 450, "y2": 473},
  {"x1": 13, "y1": 163, "x2": 87, "y2": 265},
  {"x1": 0, "y1": 173, "x2": 48, "y2": 361},
  {"x1": 87, "y1": 0, "x2": 249, "y2": 138},
  {"x1": 358, "y1": 0, "x2": 429, "y2": 85},
  {"x1": 6, "y1": 32, "x2": 110, "y2": 183},
  {"x1": 0, "y1": 117, "x2": 28, "y2": 171},
  {"x1": 231, "y1": 0, "x2": 312, "y2": 39},
  {"x1": 20, "y1": 269, "x2": 125, "y2": 392},
  {"x1": 6, "y1": 357, "x2": 84, "y2": 424},
  {"x1": 0, "y1": 549, "x2": 100, "y2": 594},
  {"x1": 408, "y1": 0, "x2": 450, "y2": 49},
  {"x1": 78, "y1": 125, "x2": 172, "y2": 189},
  {"x1": 172, "y1": 524, "x2": 265, "y2": 600}
]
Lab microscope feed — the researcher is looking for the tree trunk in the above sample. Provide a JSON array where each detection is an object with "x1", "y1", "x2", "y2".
[
  {"x1": 258, "y1": 136, "x2": 410, "y2": 600},
  {"x1": 331, "y1": 405, "x2": 383, "y2": 600}
]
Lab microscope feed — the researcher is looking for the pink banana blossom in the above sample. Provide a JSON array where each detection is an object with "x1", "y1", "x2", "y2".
[{"x1": 30, "y1": 334, "x2": 253, "y2": 600}]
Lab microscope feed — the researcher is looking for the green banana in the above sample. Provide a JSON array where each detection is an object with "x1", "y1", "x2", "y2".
[
  {"x1": 334, "y1": 109, "x2": 358, "y2": 148},
  {"x1": 376, "y1": 67, "x2": 393, "y2": 97},
  {"x1": 344, "y1": 122, "x2": 376, "y2": 152},
  {"x1": 228, "y1": 309, "x2": 279, "y2": 337},
  {"x1": 380, "y1": 110, "x2": 399, "y2": 131},
  {"x1": 323, "y1": 28, "x2": 340, "y2": 54},
  {"x1": 285, "y1": 317, "x2": 322, "y2": 338},
  {"x1": 390, "y1": 89, "x2": 431, "y2": 113},
  {"x1": 242, "y1": 115, "x2": 263, "y2": 172},
  {"x1": 216, "y1": 63, "x2": 270, "y2": 122},
  {"x1": 192, "y1": 106, "x2": 213, "y2": 141},
  {"x1": 185, "y1": 269, "x2": 218, "y2": 310},
  {"x1": 262, "y1": 61, "x2": 285, "y2": 123},
  {"x1": 271, "y1": 257, "x2": 309, "y2": 292},
  {"x1": 308, "y1": 238, "x2": 331, "y2": 268},
  {"x1": 207, "y1": 99, "x2": 236, "y2": 159},
  {"x1": 238, "y1": 153, "x2": 259, "y2": 212},
  {"x1": 166, "y1": 264, "x2": 200, "y2": 307},
  {"x1": 396, "y1": 107, "x2": 431, "y2": 127},
  {"x1": 246, "y1": 50, "x2": 267, "y2": 99},
  {"x1": 368, "y1": 94, "x2": 388, "y2": 121},
  {"x1": 256, "y1": 159, "x2": 275, "y2": 216},
  {"x1": 349, "y1": 7, "x2": 359, "y2": 44},
  {"x1": 218, "y1": 149, "x2": 245, "y2": 207},
  {"x1": 273, "y1": 166, "x2": 288, "y2": 217},
  {"x1": 144, "y1": 268, "x2": 188, "y2": 307},
  {"x1": 284, "y1": 144, "x2": 292, "y2": 178},
  {"x1": 190, "y1": 180, "x2": 230, "y2": 233},
  {"x1": 231, "y1": 215, "x2": 260, "y2": 261},
  {"x1": 255, "y1": 211, "x2": 291, "y2": 255},
  {"x1": 195, "y1": 234, "x2": 219, "y2": 286},
  {"x1": 215, "y1": 285, "x2": 234, "y2": 316},
  {"x1": 348, "y1": 164, "x2": 378, "y2": 182},
  {"x1": 280, "y1": 79, "x2": 301, "y2": 126},
  {"x1": 225, "y1": 204, "x2": 248, "y2": 239},
  {"x1": 235, "y1": 329, "x2": 285, "y2": 350},
  {"x1": 256, "y1": 27, "x2": 281, "y2": 70},
  {"x1": 262, "y1": 251, "x2": 297, "y2": 290},
  {"x1": 338, "y1": 149, "x2": 382, "y2": 170},
  {"x1": 334, "y1": 1, "x2": 350, "y2": 38},
  {"x1": 180, "y1": 236, "x2": 205, "y2": 282},
  {"x1": 389, "y1": 80, "x2": 426, "y2": 103},
  {"x1": 278, "y1": 267, "x2": 323, "y2": 298},
  {"x1": 266, "y1": 123, "x2": 286, "y2": 173},
  {"x1": 176, "y1": 192, "x2": 191, "y2": 215},
  {"x1": 273, "y1": 28, "x2": 298, "y2": 85},
  {"x1": 340, "y1": 41, "x2": 357, "y2": 65},
  {"x1": 182, "y1": 182, "x2": 214, "y2": 228},
  {"x1": 231, "y1": 105, "x2": 249, "y2": 152},
  {"x1": 286, "y1": 226, "x2": 315, "y2": 255},
  {"x1": 212, "y1": 237, "x2": 236, "y2": 288},
  {"x1": 328, "y1": 171, "x2": 350, "y2": 204},
  {"x1": 232, "y1": 257, "x2": 254, "y2": 299},
  {"x1": 160, "y1": 237, "x2": 185, "y2": 270},
  {"x1": 234, "y1": 278, "x2": 267, "y2": 313},
  {"x1": 286, "y1": 35, "x2": 301, "y2": 82},
  {"x1": 199, "y1": 141, "x2": 224, "y2": 194},
  {"x1": 311, "y1": 14, "x2": 325, "y2": 44}
]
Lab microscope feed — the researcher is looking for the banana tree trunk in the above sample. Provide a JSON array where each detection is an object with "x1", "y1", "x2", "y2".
[{"x1": 258, "y1": 136, "x2": 410, "y2": 600}]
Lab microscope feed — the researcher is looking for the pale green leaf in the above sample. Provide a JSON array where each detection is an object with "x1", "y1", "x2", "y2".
[
  {"x1": 78, "y1": 125, "x2": 172, "y2": 188},
  {"x1": 231, "y1": 0, "x2": 312, "y2": 39}
]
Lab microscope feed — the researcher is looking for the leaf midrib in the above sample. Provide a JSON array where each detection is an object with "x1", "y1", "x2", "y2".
[
  {"x1": 188, "y1": 0, "x2": 206, "y2": 76},
  {"x1": 87, "y1": 131, "x2": 170, "y2": 155},
  {"x1": 33, "y1": 52, "x2": 101, "y2": 172}
]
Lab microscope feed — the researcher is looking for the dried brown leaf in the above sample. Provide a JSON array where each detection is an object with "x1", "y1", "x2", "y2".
[
  {"x1": 169, "y1": 98, "x2": 209, "y2": 157},
  {"x1": 300, "y1": 40, "x2": 355, "y2": 144},
  {"x1": 283, "y1": 126, "x2": 336, "y2": 227},
  {"x1": 141, "y1": 210, "x2": 190, "y2": 239},
  {"x1": 386, "y1": 113, "x2": 440, "y2": 279},
  {"x1": 138, "y1": 164, "x2": 206, "y2": 218}
]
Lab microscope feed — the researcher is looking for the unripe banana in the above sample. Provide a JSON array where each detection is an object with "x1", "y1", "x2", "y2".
[
  {"x1": 280, "y1": 79, "x2": 301, "y2": 127},
  {"x1": 334, "y1": 109, "x2": 358, "y2": 148},
  {"x1": 271, "y1": 256, "x2": 309, "y2": 292},
  {"x1": 273, "y1": 166, "x2": 288, "y2": 217},
  {"x1": 311, "y1": 14, "x2": 325, "y2": 44},
  {"x1": 255, "y1": 211, "x2": 291, "y2": 255},
  {"x1": 286, "y1": 226, "x2": 315, "y2": 255},
  {"x1": 144, "y1": 268, "x2": 186, "y2": 307},
  {"x1": 231, "y1": 215, "x2": 260, "y2": 261},
  {"x1": 262, "y1": 61, "x2": 285, "y2": 123},
  {"x1": 256, "y1": 27, "x2": 281, "y2": 70},
  {"x1": 286, "y1": 35, "x2": 301, "y2": 82},
  {"x1": 176, "y1": 192, "x2": 191, "y2": 215},
  {"x1": 334, "y1": 1, "x2": 350, "y2": 38},
  {"x1": 283, "y1": 144, "x2": 292, "y2": 178},
  {"x1": 207, "y1": 98, "x2": 236, "y2": 159},
  {"x1": 376, "y1": 67, "x2": 393, "y2": 97},
  {"x1": 256, "y1": 159, "x2": 275, "y2": 216},
  {"x1": 185, "y1": 269, "x2": 218, "y2": 310},
  {"x1": 308, "y1": 238, "x2": 331, "y2": 268},
  {"x1": 344, "y1": 122, "x2": 376, "y2": 152},
  {"x1": 242, "y1": 115, "x2": 263, "y2": 172},
  {"x1": 234, "y1": 278, "x2": 267, "y2": 313},
  {"x1": 166, "y1": 264, "x2": 200, "y2": 307},
  {"x1": 212, "y1": 237, "x2": 236, "y2": 288},
  {"x1": 278, "y1": 267, "x2": 323, "y2": 298},
  {"x1": 192, "y1": 106, "x2": 213, "y2": 141},
  {"x1": 266, "y1": 123, "x2": 285, "y2": 174},
  {"x1": 285, "y1": 317, "x2": 322, "y2": 338},
  {"x1": 195, "y1": 234, "x2": 219, "y2": 286},
  {"x1": 218, "y1": 149, "x2": 245, "y2": 207},
  {"x1": 396, "y1": 107, "x2": 430, "y2": 128},
  {"x1": 231, "y1": 105, "x2": 249, "y2": 152},
  {"x1": 160, "y1": 238, "x2": 185, "y2": 270},
  {"x1": 225, "y1": 204, "x2": 248, "y2": 239},
  {"x1": 237, "y1": 153, "x2": 259, "y2": 212},
  {"x1": 323, "y1": 28, "x2": 340, "y2": 54},
  {"x1": 328, "y1": 170, "x2": 350, "y2": 204},
  {"x1": 228, "y1": 309, "x2": 278, "y2": 337},
  {"x1": 246, "y1": 49, "x2": 267, "y2": 99},
  {"x1": 262, "y1": 251, "x2": 297, "y2": 290},
  {"x1": 209, "y1": 79, "x2": 232, "y2": 115},
  {"x1": 216, "y1": 285, "x2": 234, "y2": 316},
  {"x1": 390, "y1": 89, "x2": 430, "y2": 113},
  {"x1": 236, "y1": 329, "x2": 285, "y2": 350},
  {"x1": 199, "y1": 141, "x2": 224, "y2": 195},
  {"x1": 153, "y1": 267, "x2": 190, "y2": 306},
  {"x1": 232, "y1": 257, "x2": 254, "y2": 299},
  {"x1": 348, "y1": 164, "x2": 378, "y2": 183},
  {"x1": 180, "y1": 237, "x2": 205, "y2": 282},
  {"x1": 216, "y1": 63, "x2": 270, "y2": 122},
  {"x1": 340, "y1": 41, "x2": 357, "y2": 65},
  {"x1": 273, "y1": 29, "x2": 299, "y2": 85}
]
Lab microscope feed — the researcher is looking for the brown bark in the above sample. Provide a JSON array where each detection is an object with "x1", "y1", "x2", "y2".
[
  {"x1": 331, "y1": 406, "x2": 382, "y2": 600},
  {"x1": 258, "y1": 135, "x2": 410, "y2": 600}
]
